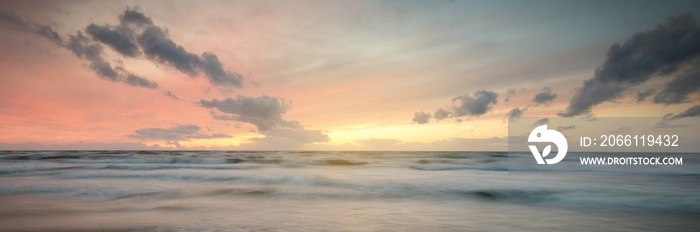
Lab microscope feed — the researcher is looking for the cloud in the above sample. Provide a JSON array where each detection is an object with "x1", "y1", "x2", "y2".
[
  {"x1": 532, "y1": 87, "x2": 557, "y2": 105},
  {"x1": 504, "y1": 88, "x2": 517, "y2": 103},
  {"x1": 129, "y1": 124, "x2": 229, "y2": 142},
  {"x1": 1, "y1": 8, "x2": 244, "y2": 89},
  {"x1": 452, "y1": 90, "x2": 498, "y2": 117},
  {"x1": 119, "y1": 8, "x2": 153, "y2": 26},
  {"x1": 507, "y1": 107, "x2": 526, "y2": 119},
  {"x1": 0, "y1": 11, "x2": 159, "y2": 89},
  {"x1": 66, "y1": 32, "x2": 158, "y2": 88},
  {"x1": 200, "y1": 52, "x2": 244, "y2": 88},
  {"x1": 412, "y1": 111, "x2": 431, "y2": 124},
  {"x1": 636, "y1": 89, "x2": 656, "y2": 102},
  {"x1": 653, "y1": 70, "x2": 700, "y2": 104},
  {"x1": 125, "y1": 74, "x2": 158, "y2": 88},
  {"x1": 200, "y1": 95, "x2": 300, "y2": 131},
  {"x1": 412, "y1": 90, "x2": 497, "y2": 124},
  {"x1": 609, "y1": 126, "x2": 631, "y2": 134},
  {"x1": 556, "y1": 125, "x2": 576, "y2": 131},
  {"x1": 200, "y1": 95, "x2": 328, "y2": 146},
  {"x1": 532, "y1": 118, "x2": 550, "y2": 126},
  {"x1": 669, "y1": 104, "x2": 700, "y2": 120},
  {"x1": 560, "y1": 13, "x2": 700, "y2": 117},
  {"x1": 655, "y1": 121, "x2": 691, "y2": 128},
  {"x1": 136, "y1": 25, "x2": 244, "y2": 87},
  {"x1": 164, "y1": 91, "x2": 178, "y2": 100},
  {"x1": 0, "y1": 11, "x2": 63, "y2": 46},
  {"x1": 433, "y1": 108, "x2": 452, "y2": 121},
  {"x1": 119, "y1": 10, "x2": 243, "y2": 88},
  {"x1": 86, "y1": 23, "x2": 139, "y2": 57},
  {"x1": 654, "y1": 105, "x2": 700, "y2": 128},
  {"x1": 137, "y1": 26, "x2": 202, "y2": 76},
  {"x1": 559, "y1": 80, "x2": 624, "y2": 117}
]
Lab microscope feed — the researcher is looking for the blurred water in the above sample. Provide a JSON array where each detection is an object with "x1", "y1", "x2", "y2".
[{"x1": 0, "y1": 151, "x2": 698, "y2": 231}]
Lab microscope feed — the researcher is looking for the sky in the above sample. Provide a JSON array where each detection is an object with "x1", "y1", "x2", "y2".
[{"x1": 1, "y1": 0, "x2": 699, "y2": 150}]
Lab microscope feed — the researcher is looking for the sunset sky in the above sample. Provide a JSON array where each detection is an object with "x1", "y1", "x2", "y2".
[{"x1": 1, "y1": 0, "x2": 700, "y2": 150}]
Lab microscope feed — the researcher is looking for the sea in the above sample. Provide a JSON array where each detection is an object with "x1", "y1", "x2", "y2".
[{"x1": 0, "y1": 151, "x2": 698, "y2": 231}]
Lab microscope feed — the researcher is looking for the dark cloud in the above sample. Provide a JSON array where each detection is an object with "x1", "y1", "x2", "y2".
[
  {"x1": 413, "y1": 90, "x2": 497, "y2": 124},
  {"x1": 137, "y1": 26, "x2": 201, "y2": 76},
  {"x1": 653, "y1": 70, "x2": 700, "y2": 104},
  {"x1": 200, "y1": 95, "x2": 327, "y2": 145},
  {"x1": 504, "y1": 88, "x2": 517, "y2": 103},
  {"x1": 556, "y1": 125, "x2": 576, "y2": 131},
  {"x1": 130, "y1": 124, "x2": 199, "y2": 141},
  {"x1": 0, "y1": 11, "x2": 63, "y2": 46},
  {"x1": 2, "y1": 8, "x2": 244, "y2": 89},
  {"x1": 654, "y1": 105, "x2": 700, "y2": 128},
  {"x1": 433, "y1": 108, "x2": 452, "y2": 121},
  {"x1": 595, "y1": 13, "x2": 700, "y2": 83},
  {"x1": 129, "y1": 124, "x2": 229, "y2": 141},
  {"x1": 92, "y1": 63, "x2": 119, "y2": 81},
  {"x1": 0, "y1": 10, "x2": 160, "y2": 89},
  {"x1": 122, "y1": 12, "x2": 244, "y2": 88},
  {"x1": 507, "y1": 107, "x2": 525, "y2": 119},
  {"x1": 200, "y1": 95, "x2": 299, "y2": 131},
  {"x1": 559, "y1": 80, "x2": 624, "y2": 117},
  {"x1": 119, "y1": 8, "x2": 153, "y2": 26},
  {"x1": 164, "y1": 91, "x2": 178, "y2": 100},
  {"x1": 560, "y1": 13, "x2": 700, "y2": 117},
  {"x1": 412, "y1": 111, "x2": 431, "y2": 124},
  {"x1": 66, "y1": 32, "x2": 158, "y2": 88},
  {"x1": 452, "y1": 90, "x2": 498, "y2": 117},
  {"x1": 86, "y1": 23, "x2": 139, "y2": 57},
  {"x1": 125, "y1": 74, "x2": 158, "y2": 88},
  {"x1": 609, "y1": 126, "x2": 631, "y2": 134},
  {"x1": 532, "y1": 87, "x2": 557, "y2": 105},
  {"x1": 655, "y1": 121, "x2": 691, "y2": 128},
  {"x1": 66, "y1": 32, "x2": 118, "y2": 81},
  {"x1": 669, "y1": 104, "x2": 700, "y2": 120},
  {"x1": 636, "y1": 89, "x2": 656, "y2": 102},
  {"x1": 200, "y1": 52, "x2": 244, "y2": 87},
  {"x1": 533, "y1": 118, "x2": 550, "y2": 126},
  {"x1": 135, "y1": 25, "x2": 244, "y2": 87},
  {"x1": 662, "y1": 113, "x2": 674, "y2": 120}
]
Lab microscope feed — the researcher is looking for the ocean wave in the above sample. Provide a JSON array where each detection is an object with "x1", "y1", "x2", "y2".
[
  {"x1": 321, "y1": 159, "x2": 368, "y2": 166},
  {"x1": 460, "y1": 189, "x2": 700, "y2": 212},
  {"x1": 56, "y1": 158, "x2": 233, "y2": 165},
  {"x1": 0, "y1": 165, "x2": 80, "y2": 174},
  {"x1": 204, "y1": 187, "x2": 276, "y2": 196},
  {"x1": 57, "y1": 173, "x2": 242, "y2": 182},
  {"x1": 0, "y1": 185, "x2": 173, "y2": 200},
  {"x1": 410, "y1": 164, "x2": 508, "y2": 171},
  {"x1": 82, "y1": 164, "x2": 261, "y2": 171}
]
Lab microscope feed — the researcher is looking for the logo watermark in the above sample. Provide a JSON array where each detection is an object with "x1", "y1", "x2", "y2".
[
  {"x1": 528, "y1": 125, "x2": 568, "y2": 164},
  {"x1": 508, "y1": 117, "x2": 698, "y2": 174}
]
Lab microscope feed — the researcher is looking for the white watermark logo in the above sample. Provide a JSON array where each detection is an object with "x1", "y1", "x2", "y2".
[{"x1": 528, "y1": 125, "x2": 568, "y2": 164}]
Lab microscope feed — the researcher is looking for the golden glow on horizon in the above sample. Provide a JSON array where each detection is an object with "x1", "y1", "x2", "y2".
[
  {"x1": 325, "y1": 118, "x2": 507, "y2": 146},
  {"x1": 170, "y1": 134, "x2": 263, "y2": 149}
]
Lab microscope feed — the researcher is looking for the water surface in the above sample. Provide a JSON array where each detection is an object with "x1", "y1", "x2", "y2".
[{"x1": 0, "y1": 151, "x2": 697, "y2": 231}]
